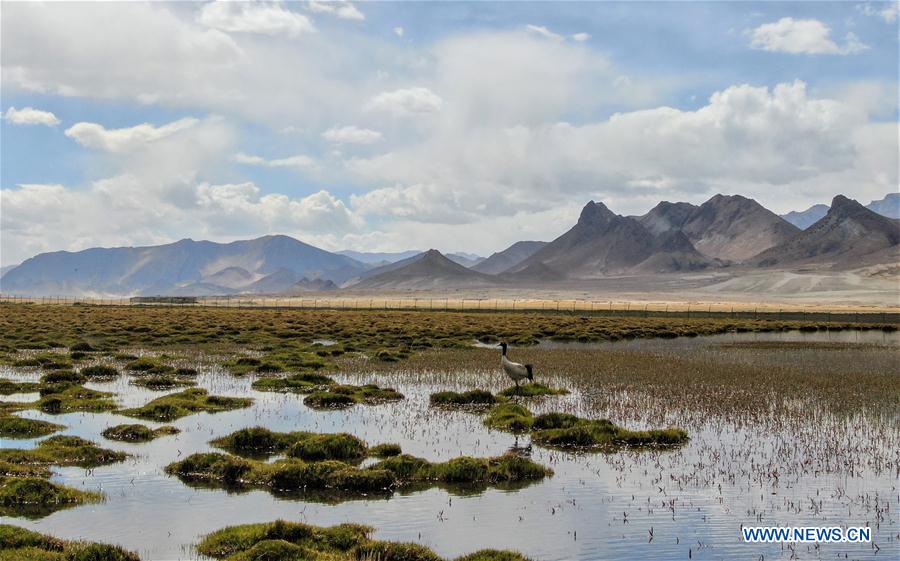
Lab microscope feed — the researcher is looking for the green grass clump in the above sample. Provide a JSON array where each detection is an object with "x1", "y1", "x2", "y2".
[
  {"x1": 211, "y1": 427, "x2": 310, "y2": 458},
  {"x1": 303, "y1": 384, "x2": 403, "y2": 409},
  {"x1": 287, "y1": 433, "x2": 366, "y2": 462},
  {"x1": 0, "y1": 415, "x2": 64, "y2": 439},
  {"x1": 196, "y1": 519, "x2": 531, "y2": 561},
  {"x1": 79, "y1": 364, "x2": 120, "y2": 378},
  {"x1": 0, "y1": 378, "x2": 39, "y2": 395},
  {"x1": 497, "y1": 383, "x2": 568, "y2": 397},
  {"x1": 129, "y1": 375, "x2": 196, "y2": 390},
  {"x1": 37, "y1": 384, "x2": 117, "y2": 414},
  {"x1": 430, "y1": 389, "x2": 500, "y2": 407},
  {"x1": 197, "y1": 520, "x2": 370, "y2": 560},
  {"x1": 484, "y1": 404, "x2": 689, "y2": 451},
  {"x1": 0, "y1": 435, "x2": 126, "y2": 469},
  {"x1": 15, "y1": 353, "x2": 72, "y2": 370},
  {"x1": 102, "y1": 424, "x2": 180, "y2": 442},
  {"x1": 125, "y1": 357, "x2": 175, "y2": 375},
  {"x1": 40, "y1": 370, "x2": 85, "y2": 384},
  {"x1": 250, "y1": 372, "x2": 334, "y2": 393},
  {"x1": 483, "y1": 403, "x2": 534, "y2": 433},
  {"x1": 0, "y1": 478, "x2": 102, "y2": 514},
  {"x1": 120, "y1": 388, "x2": 252, "y2": 421},
  {"x1": 368, "y1": 443, "x2": 402, "y2": 458},
  {"x1": 0, "y1": 524, "x2": 139, "y2": 561},
  {"x1": 372, "y1": 452, "x2": 552, "y2": 485}
]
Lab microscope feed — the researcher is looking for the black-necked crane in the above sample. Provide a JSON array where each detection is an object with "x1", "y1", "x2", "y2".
[{"x1": 498, "y1": 342, "x2": 534, "y2": 388}]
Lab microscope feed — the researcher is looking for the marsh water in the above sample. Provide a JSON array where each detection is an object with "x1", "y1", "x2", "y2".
[{"x1": 2, "y1": 330, "x2": 898, "y2": 561}]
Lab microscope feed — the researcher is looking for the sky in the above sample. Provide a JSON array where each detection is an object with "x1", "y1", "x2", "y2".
[{"x1": 1, "y1": 1, "x2": 898, "y2": 267}]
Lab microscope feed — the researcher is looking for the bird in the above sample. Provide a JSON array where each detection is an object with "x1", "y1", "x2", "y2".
[{"x1": 498, "y1": 342, "x2": 534, "y2": 390}]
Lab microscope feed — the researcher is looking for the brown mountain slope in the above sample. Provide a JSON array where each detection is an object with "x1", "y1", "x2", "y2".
[
  {"x1": 679, "y1": 194, "x2": 800, "y2": 261},
  {"x1": 473, "y1": 241, "x2": 548, "y2": 274},
  {"x1": 631, "y1": 230, "x2": 719, "y2": 273},
  {"x1": 751, "y1": 195, "x2": 900, "y2": 270}
]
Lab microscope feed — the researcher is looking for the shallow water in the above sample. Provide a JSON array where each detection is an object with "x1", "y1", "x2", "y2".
[{"x1": 1, "y1": 330, "x2": 898, "y2": 561}]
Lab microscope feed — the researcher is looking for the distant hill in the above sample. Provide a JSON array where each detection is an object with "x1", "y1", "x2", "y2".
[
  {"x1": 631, "y1": 230, "x2": 718, "y2": 273},
  {"x1": 473, "y1": 241, "x2": 547, "y2": 274},
  {"x1": 866, "y1": 193, "x2": 900, "y2": 219},
  {"x1": 349, "y1": 249, "x2": 499, "y2": 289},
  {"x1": 291, "y1": 278, "x2": 338, "y2": 292},
  {"x1": 499, "y1": 261, "x2": 565, "y2": 283},
  {"x1": 0, "y1": 264, "x2": 18, "y2": 280},
  {"x1": 781, "y1": 204, "x2": 830, "y2": 230},
  {"x1": 336, "y1": 249, "x2": 422, "y2": 265},
  {"x1": 637, "y1": 201, "x2": 698, "y2": 236},
  {"x1": 752, "y1": 195, "x2": 900, "y2": 269},
  {"x1": 446, "y1": 253, "x2": 486, "y2": 268},
  {"x1": 0, "y1": 235, "x2": 366, "y2": 296}
]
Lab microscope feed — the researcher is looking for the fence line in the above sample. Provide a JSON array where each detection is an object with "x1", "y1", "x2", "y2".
[{"x1": 1, "y1": 294, "x2": 897, "y2": 324}]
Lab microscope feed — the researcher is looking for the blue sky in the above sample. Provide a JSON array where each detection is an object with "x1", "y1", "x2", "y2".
[{"x1": 1, "y1": 1, "x2": 898, "y2": 266}]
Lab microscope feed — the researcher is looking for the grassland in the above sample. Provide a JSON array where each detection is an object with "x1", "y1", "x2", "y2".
[{"x1": 0, "y1": 524, "x2": 139, "y2": 561}]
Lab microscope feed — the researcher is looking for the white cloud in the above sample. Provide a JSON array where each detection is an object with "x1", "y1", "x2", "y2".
[
  {"x1": 307, "y1": 1, "x2": 364, "y2": 21},
  {"x1": 525, "y1": 24, "x2": 563, "y2": 41},
  {"x1": 234, "y1": 152, "x2": 316, "y2": 169},
  {"x1": 571, "y1": 32, "x2": 591, "y2": 42},
  {"x1": 64, "y1": 117, "x2": 199, "y2": 153},
  {"x1": 199, "y1": 1, "x2": 315, "y2": 36},
  {"x1": 859, "y1": 2, "x2": 899, "y2": 23},
  {"x1": 3, "y1": 106, "x2": 60, "y2": 126},
  {"x1": 749, "y1": 17, "x2": 869, "y2": 55},
  {"x1": 393, "y1": 26, "x2": 404, "y2": 37},
  {"x1": 322, "y1": 125, "x2": 382, "y2": 144},
  {"x1": 366, "y1": 87, "x2": 444, "y2": 116}
]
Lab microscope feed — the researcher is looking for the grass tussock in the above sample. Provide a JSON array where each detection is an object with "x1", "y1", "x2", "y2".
[
  {"x1": 129, "y1": 375, "x2": 197, "y2": 390},
  {"x1": 0, "y1": 477, "x2": 103, "y2": 517},
  {"x1": 368, "y1": 443, "x2": 402, "y2": 458},
  {"x1": 196, "y1": 519, "x2": 532, "y2": 561},
  {"x1": 211, "y1": 427, "x2": 311, "y2": 458},
  {"x1": 0, "y1": 435, "x2": 127, "y2": 469},
  {"x1": 79, "y1": 364, "x2": 120, "y2": 379},
  {"x1": 120, "y1": 388, "x2": 252, "y2": 421},
  {"x1": 250, "y1": 372, "x2": 334, "y2": 393},
  {"x1": 303, "y1": 384, "x2": 403, "y2": 410},
  {"x1": 484, "y1": 404, "x2": 688, "y2": 450},
  {"x1": 37, "y1": 383, "x2": 117, "y2": 414},
  {"x1": 0, "y1": 378, "x2": 39, "y2": 395},
  {"x1": 497, "y1": 383, "x2": 568, "y2": 398},
  {"x1": 0, "y1": 415, "x2": 64, "y2": 439},
  {"x1": 102, "y1": 424, "x2": 180, "y2": 442},
  {"x1": 429, "y1": 389, "x2": 500, "y2": 407},
  {"x1": 0, "y1": 524, "x2": 139, "y2": 561}
]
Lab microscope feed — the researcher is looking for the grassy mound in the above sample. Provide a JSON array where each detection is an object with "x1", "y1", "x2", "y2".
[
  {"x1": 483, "y1": 403, "x2": 534, "y2": 433},
  {"x1": 125, "y1": 357, "x2": 175, "y2": 375},
  {"x1": 40, "y1": 370, "x2": 85, "y2": 384},
  {"x1": 484, "y1": 404, "x2": 689, "y2": 450},
  {"x1": 0, "y1": 524, "x2": 139, "y2": 561},
  {"x1": 303, "y1": 384, "x2": 403, "y2": 410},
  {"x1": 250, "y1": 372, "x2": 334, "y2": 393},
  {"x1": 368, "y1": 443, "x2": 402, "y2": 458},
  {"x1": 430, "y1": 389, "x2": 500, "y2": 407},
  {"x1": 129, "y1": 375, "x2": 196, "y2": 390},
  {"x1": 79, "y1": 364, "x2": 120, "y2": 378},
  {"x1": 0, "y1": 378, "x2": 40, "y2": 395},
  {"x1": 37, "y1": 383, "x2": 117, "y2": 414},
  {"x1": 197, "y1": 520, "x2": 531, "y2": 561},
  {"x1": 0, "y1": 478, "x2": 102, "y2": 517},
  {"x1": 166, "y1": 447, "x2": 550, "y2": 496},
  {"x1": 120, "y1": 388, "x2": 252, "y2": 421},
  {"x1": 0, "y1": 415, "x2": 64, "y2": 439},
  {"x1": 0, "y1": 435, "x2": 127, "y2": 469},
  {"x1": 211, "y1": 427, "x2": 311, "y2": 458},
  {"x1": 102, "y1": 424, "x2": 180, "y2": 442},
  {"x1": 497, "y1": 383, "x2": 568, "y2": 398}
]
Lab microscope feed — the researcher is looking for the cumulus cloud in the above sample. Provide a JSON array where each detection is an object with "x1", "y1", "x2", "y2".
[
  {"x1": 366, "y1": 87, "x2": 444, "y2": 116},
  {"x1": 233, "y1": 152, "x2": 316, "y2": 169},
  {"x1": 571, "y1": 32, "x2": 591, "y2": 42},
  {"x1": 199, "y1": 1, "x2": 315, "y2": 35},
  {"x1": 859, "y1": 2, "x2": 899, "y2": 23},
  {"x1": 749, "y1": 17, "x2": 869, "y2": 55},
  {"x1": 322, "y1": 125, "x2": 382, "y2": 144},
  {"x1": 3, "y1": 106, "x2": 60, "y2": 126},
  {"x1": 307, "y1": 1, "x2": 365, "y2": 21},
  {"x1": 64, "y1": 117, "x2": 199, "y2": 152}
]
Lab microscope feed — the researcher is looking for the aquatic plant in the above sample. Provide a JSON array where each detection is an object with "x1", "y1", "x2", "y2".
[
  {"x1": 250, "y1": 372, "x2": 334, "y2": 393},
  {"x1": 497, "y1": 383, "x2": 568, "y2": 398},
  {"x1": 303, "y1": 384, "x2": 403, "y2": 409},
  {"x1": 120, "y1": 388, "x2": 252, "y2": 421},
  {"x1": 0, "y1": 378, "x2": 39, "y2": 395},
  {"x1": 37, "y1": 384, "x2": 117, "y2": 414},
  {"x1": 102, "y1": 424, "x2": 180, "y2": 442},
  {"x1": 129, "y1": 374, "x2": 196, "y2": 390},
  {"x1": 79, "y1": 364, "x2": 120, "y2": 378}
]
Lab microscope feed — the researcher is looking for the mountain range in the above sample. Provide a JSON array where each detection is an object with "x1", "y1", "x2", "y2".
[
  {"x1": 2, "y1": 192, "x2": 897, "y2": 295},
  {"x1": 780, "y1": 193, "x2": 899, "y2": 229}
]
